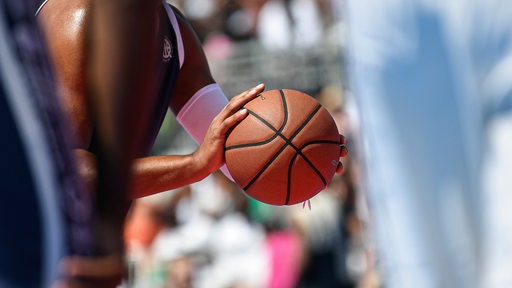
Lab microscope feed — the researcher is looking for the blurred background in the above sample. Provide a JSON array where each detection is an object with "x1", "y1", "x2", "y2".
[{"x1": 123, "y1": 0, "x2": 378, "y2": 287}]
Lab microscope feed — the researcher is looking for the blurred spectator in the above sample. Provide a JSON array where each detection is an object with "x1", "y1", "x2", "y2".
[
  {"x1": 265, "y1": 228, "x2": 303, "y2": 288},
  {"x1": 317, "y1": 84, "x2": 349, "y2": 137},
  {"x1": 147, "y1": 2, "x2": 367, "y2": 288},
  {"x1": 125, "y1": 201, "x2": 166, "y2": 251},
  {"x1": 148, "y1": 172, "x2": 268, "y2": 288},
  {"x1": 256, "y1": 0, "x2": 323, "y2": 50},
  {"x1": 290, "y1": 190, "x2": 347, "y2": 288},
  {"x1": 224, "y1": 0, "x2": 264, "y2": 41},
  {"x1": 248, "y1": 199, "x2": 304, "y2": 288},
  {"x1": 343, "y1": 0, "x2": 512, "y2": 287}
]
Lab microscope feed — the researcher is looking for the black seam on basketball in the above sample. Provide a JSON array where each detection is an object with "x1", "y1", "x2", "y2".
[
  {"x1": 241, "y1": 95, "x2": 324, "y2": 200},
  {"x1": 300, "y1": 140, "x2": 341, "y2": 149},
  {"x1": 225, "y1": 91, "x2": 288, "y2": 151},
  {"x1": 243, "y1": 141, "x2": 289, "y2": 191},
  {"x1": 225, "y1": 111, "x2": 283, "y2": 150},
  {"x1": 284, "y1": 141, "x2": 339, "y2": 205},
  {"x1": 243, "y1": 101, "x2": 323, "y2": 192},
  {"x1": 242, "y1": 104, "x2": 322, "y2": 154},
  {"x1": 286, "y1": 152, "x2": 301, "y2": 205},
  {"x1": 296, "y1": 140, "x2": 340, "y2": 183},
  {"x1": 288, "y1": 105, "x2": 322, "y2": 140},
  {"x1": 282, "y1": 104, "x2": 323, "y2": 165},
  {"x1": 242, "y1": 90, "x2": 289, "y2": 190}
]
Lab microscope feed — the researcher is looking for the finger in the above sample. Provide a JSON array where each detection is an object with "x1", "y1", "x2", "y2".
[
  {"x1": 220, "y1": 84, "x2": 265, "y2": 117},
  {"x1": 336, "y1": 161, "x2": 344, "y2": 174},
  {"x1": 341, "y1": 146, "x2": 348, "y2": 157},
  {"x1": 215, "y1": 108, "x2": 250, "y2": 138},
  {"x1": 223, "y1": 108, "x2": 249, "y2": 128},
  {"x1": 340, "y1": 134, "x2": 347, "y2": 145},
  {"x1": 234, "y1": 83, "x2": 265, "y2": 103}
]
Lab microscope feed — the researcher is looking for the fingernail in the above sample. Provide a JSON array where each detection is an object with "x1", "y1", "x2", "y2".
[
  {"x1": 336, "y1": 162, "x2": 344, "y2": 174},
  {"x1": 340, "y1": 134, "x2": 347, "y2": 145}
]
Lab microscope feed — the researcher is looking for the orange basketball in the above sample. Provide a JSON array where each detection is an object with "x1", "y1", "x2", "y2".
[{"x1": 225, "y1": 89, "x2": 341, "y2": 205}]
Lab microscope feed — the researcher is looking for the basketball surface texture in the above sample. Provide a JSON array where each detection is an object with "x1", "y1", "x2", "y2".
[{"x1": 225, "y1": 89, "x2": 340, "y2": 205}]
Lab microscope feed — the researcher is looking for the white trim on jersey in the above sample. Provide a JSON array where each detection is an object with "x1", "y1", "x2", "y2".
[
  {"x1": 164, "y1": 2, "x2": 185, "y2": 69},
  {"x1": 0, "y1": 5, "x2": 64, "y2": 286},
  {"x1": 35, "y1": 0, "x2": 50, "y2": 16}
]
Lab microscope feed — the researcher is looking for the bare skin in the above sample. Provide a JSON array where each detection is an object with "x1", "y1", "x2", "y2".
[
  {"x1": 39, "y1": 2, "x2": 263, "y2": 285},
  {"x1": 39, "y1": 1, "x2": 346, "y2": 285},
  {"x1": 38, "y1": 0, "x2": 265, "y2": 200}
]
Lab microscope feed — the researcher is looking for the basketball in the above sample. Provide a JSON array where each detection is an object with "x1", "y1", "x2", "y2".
[{"x1": 225, "y1": 89, "x2": 341, "y2": 205}]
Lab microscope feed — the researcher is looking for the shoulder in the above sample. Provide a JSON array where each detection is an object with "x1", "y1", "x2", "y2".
[
  {"x1": 162, "y1": 3, "x2": 201, "y2": 68},
  {"x1": 37, "y1": 0, "x2": 89, "y2": 58},
  {"x1": 162, "y1": 3, "x2": 197, "y2": 41},
  {"x1": 169, "y1": 4, "x2": 187, "y2": 20},
  {"x1": 37, "y1": 0, "x2": 90, "y2": 46},
  {"x1": 37, "y1": 0, "x2": 89, "y2": 104},
  {"x1": 37, "y1": 0, "x2": 89, "y2": 24},
  {"x1": 162, "y1": 3, "x2": 205, "y2": 55}
]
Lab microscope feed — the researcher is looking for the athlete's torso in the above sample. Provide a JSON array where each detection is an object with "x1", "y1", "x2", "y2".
[{"x1": 37, "y1": 0, "x2": 183, "y2": 156}]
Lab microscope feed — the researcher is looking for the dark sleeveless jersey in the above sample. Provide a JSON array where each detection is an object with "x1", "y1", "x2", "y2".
[
  {"x1": 1, "y1": 0, "x2": 93, "y2": 286},
  {"x1": 36, "y1": 0, "x2": 183, "y2": 156},
  {"x1": 88, "y1": 2, "x2": 184, "y2": 156},
  {"x1": 138, "y1": 3, "x2": 183, "y2": 155}
]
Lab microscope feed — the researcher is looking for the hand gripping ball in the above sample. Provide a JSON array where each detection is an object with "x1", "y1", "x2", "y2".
[{"x1": 225, "y1": 89, "x2": 341, "y2": 205}]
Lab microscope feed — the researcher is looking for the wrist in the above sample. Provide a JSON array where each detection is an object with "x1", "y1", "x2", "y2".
[{"x1": 189, "y1": 151, "x2": 215, "y2": 181}]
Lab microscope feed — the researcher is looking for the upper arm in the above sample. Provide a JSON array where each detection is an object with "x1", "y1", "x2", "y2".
[
  {"x1": 38, "y1": 0, "x2": 93, "y2": 149},
  {"x1": 168, "y1": 6, "x2": 216, "y2": 115}
]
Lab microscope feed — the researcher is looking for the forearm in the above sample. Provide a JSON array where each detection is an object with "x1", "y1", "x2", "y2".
[
  {"x1": 130, "y1": 154, "x2": 211, "y2": 199},
  {"x1": 74, "y1": 149, "x2": 211, "y2": 200}
]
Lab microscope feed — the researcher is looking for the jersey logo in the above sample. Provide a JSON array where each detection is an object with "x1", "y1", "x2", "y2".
[{"x1": 163, "y1": 37, "x2": 173, "y2": 62}]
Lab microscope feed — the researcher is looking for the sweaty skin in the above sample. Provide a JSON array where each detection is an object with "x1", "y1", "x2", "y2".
[
  {"x1": 38, "y1": 0, "x2": 265, "y2": 199},
  {"x1": 37, "y1": 1, "x2": 267, "y2": 286},
  {"x1": 38, "y1": 0, "x2": 346, "y2": 200},
  {"x1": 38, "y1": 2, "x2": 346, "y2": 285}
]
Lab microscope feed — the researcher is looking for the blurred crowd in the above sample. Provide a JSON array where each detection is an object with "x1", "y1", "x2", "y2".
[
  {"x1": 124, "y1": 87, "x2": 378, "y2": 288},
  {"x1": 122, "y1": 1, "x2": 379, "y2": 287},
  {"x1": 164, "y1": 0, "x2": 346, "y2": 99},
  {"x1": 168, "y1": 0, "x2": 341, "y2": 50}
]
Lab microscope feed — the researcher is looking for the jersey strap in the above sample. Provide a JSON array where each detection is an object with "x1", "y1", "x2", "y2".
[{"x1": 163, "y1": 2, "x2": 184, "y2": 69}]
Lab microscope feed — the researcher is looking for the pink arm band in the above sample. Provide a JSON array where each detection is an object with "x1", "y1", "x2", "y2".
[{"x1": 175, "y1": 83, "x2": 234, "y2": 181}]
